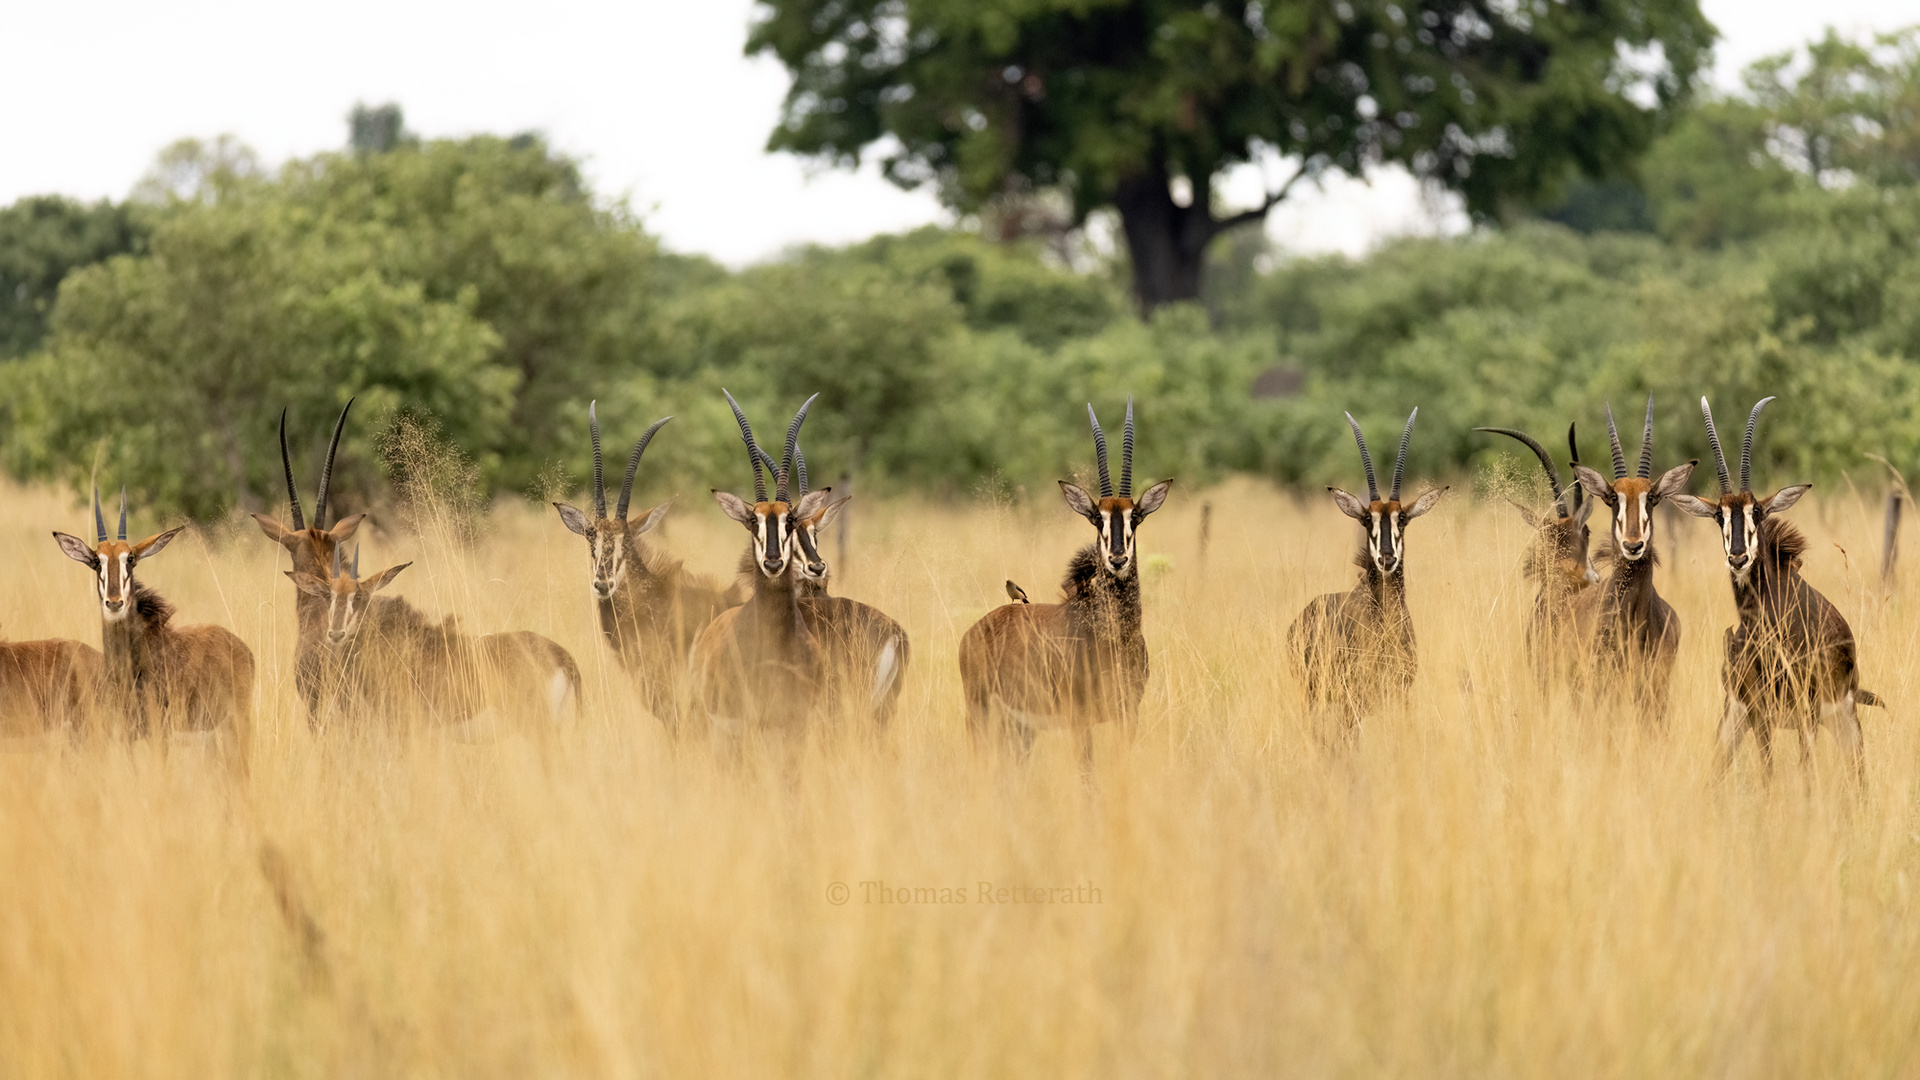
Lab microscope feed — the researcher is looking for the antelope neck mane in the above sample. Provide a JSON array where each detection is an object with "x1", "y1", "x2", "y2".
[
  {"x1": 1758, "y1": 514, "x2": 1807, "y2": 571},
  {"x1": 128, "y1": 579, "x2": 175, "y2": 629}
]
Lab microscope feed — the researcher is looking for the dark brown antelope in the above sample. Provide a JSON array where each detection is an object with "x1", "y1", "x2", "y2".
[
  {"x1": 288, "y1": 544, "x2": 582, "y2": 738},
  {"x1": 0, "y1": 638, "x2": 101, "y2": 743},
  {"x1": 1474, "y1": 422, "x2": 1597, "y2": 686},
  {"x1": 54, "y1": 488, "x2": 254, "y2": 775},
  {"x1": 1287, "y1": 410, "x2": 1446, "y2": 727},
  {"x1": 1568, "y1": 397, "x2": 1696, "y2": 727},
  {"x1": 553, "y1": 402, "x2": 738, "y2": 732},
  {"x1": 958, "y1": 399, "x2": 1171, "y2": 768},
  {"x1": 1670, "y1": 396, "x2": 1883, "y2": 784},
  {"x1": 688, "y1": 392, "x2": 834, "y2": 761},
  {"x1": 252, "y1": 401, "x2": 364, "y2": 729},
  {"x1": 782, "y1": 414, "x2": 911, "y2": 733}
]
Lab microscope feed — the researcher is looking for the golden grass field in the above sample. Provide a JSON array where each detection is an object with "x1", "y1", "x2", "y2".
[{"x1": 3, "y1": 470, "x2": 1919, "y2": 1078}]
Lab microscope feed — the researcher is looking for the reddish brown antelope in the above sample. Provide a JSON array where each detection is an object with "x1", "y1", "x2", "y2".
[
  {"x1": 688, "y1": 392, "x2": 833, "y2": 761},
  {"x1": 783, "y1": 415, "x2": 911, "y2": 733},
  {"x1": 1568, "y1": 397, "x2": 1696, "y2": 727},
  {"x1": 0, "y1": 638, "x2": 101, "y2": 743},
  {"x1": 251, "y1": 401, "x2": 364, "y2": 729},
  {"x1": 1670, "y1": 396, "x2": 1883, "y2": 784},
  {"x1": 958, "y1": 399, "x2": 1171, "y2": 768},
  {"x1": 54, "y1": 489, "x2": 254, "y2": 775},
  {"x1": 288, "y1": 544, "x2": 581, "y2": 737},
  {"x1": 1288, "y1": 410, "x2": 1446, "y2": 727},
  {"x1": 1474, "y1": 422, "x2": 1597, "y2": 686},
  {"x1": 553, "y1": 402, "x2": 738, "y2": 732}
]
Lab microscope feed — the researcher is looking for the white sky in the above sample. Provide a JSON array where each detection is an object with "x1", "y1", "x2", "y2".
[{"x1": 2, "y1": 0, "x2": 1914, "y2": 266}]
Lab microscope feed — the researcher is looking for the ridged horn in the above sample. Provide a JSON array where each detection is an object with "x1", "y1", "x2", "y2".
[
  {"x1": 723, "y1": 389, "x2": 768, "y2": 504},
  {"x1": 1389, "y1": 408, "x2": 1418, "y2": 502},
  {"x1": 617, "y1": 415, "x2": 673, "y2": 522},
  {"x1": 1741, "y1": 396, "x2": 1775, "y2": 493},
  {"x1": 1699, "y1": 398, "x2": 1733, "y2": 495},
  {"x1": 92, "y1": 487, "x2": 107, "y2": 545},
  {"x1": 1120, "y1": 396, "x2": 1135, "y2": 499},
  {"x1": 1567, "y1": 422, "x2": 1584, "y2": 510},
  {"x1": 1636, "y1": 395, "x2": 1655, "y2": 480},
  {"x1": 1345, "y1": 413, "x2": 1379, "y2": 503},
  {"x1": 1087, "y1": 404, "x2": 1113, "y2": 499},
  {"x1": 778, "y1": 394, "x2": 818, "y2": 506},
  {"x1": 589, "y1": 400, "x2": 607, "y2": 520},
  {"x1": 1604, "y1": 403, "x2": 1627, "y2": 480},
  {"x1": 314, "y1": 397, "x2": 353, "y2": 529},
  {"x1": 1473, "y1": 426, "x2": 1565, "y2": 517},
  {"x1": 117, "y1": 486, "x2": 127, "y2": 541},
  {"x1": 278, "y1": 409, "x2": 305, "y2": 532}
]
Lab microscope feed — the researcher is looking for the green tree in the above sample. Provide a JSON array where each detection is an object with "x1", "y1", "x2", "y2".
[
  {"x1": 748, "y1": 0, "x2": 1715, "y2": 312},
  {"x1": 0, "y1": 196, "x2": 149, "y2": 359}
]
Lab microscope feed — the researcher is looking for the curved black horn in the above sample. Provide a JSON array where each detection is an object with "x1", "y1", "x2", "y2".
[
  {"x1": 117, "y1": 486, "x2": 127, "y2": 541},
  {"x1": 332, "y1": 543, "x2": 341, "y2": 579},
  {"x1": 795, "y1": 444, "x2": 810, "y2": 497},
  {"x1": 93, "y1": 487, "x2": 107, "y2": 545},
  {"x1": 1473, "y1": 426, "x2": 1565, "y2": 516},
  {"x1": 1087, "y1": 404, "x2": 1113, "y2": 498},
  {"x1": 754, "y1": 444, "x2": 787, "y2": 503},
  {"x1": 1344, "y1": 412, "x2": 1379, "y2": 503},
  {"x1": 1567, "y1": 422, "x2": 1584, "y2": 510},
  {"x1": 616, "y1": 415, "x2": 673, "y2": 522},
  {"x1": 1699, "y1": 398, "x2": 1733, "y2": 495},
  {"x1": 1635, "y1": 395, "x2": 1655, "y2": 480},
  {"x1": 589, "y1": 400, "x2": 607, "y2": 519},
  {"x1": 314, "y1": 397, "x2": 353, "y2": 529},
  {"x1": 1390, "y1": 408, "x2": 1418, "y2": 502},
  {"x1": 779, "y1": 393, "x2": 818, "y2": 506},
  {"x1": 278, "y1": 409, "x2": 305, "y2": 532},
  {"x1": 1120, "y1": 396, "x2": 1135, "y2": 499},
  {"x1": 1740, "y1": 396, "x2": 1775, "y2": 493},
  {"x1": 1604, "y1": 403, "x2": 1627, "y2": 480},
  {"x1": 723, "y1": 389, "x2": 768, "y2": 504}
]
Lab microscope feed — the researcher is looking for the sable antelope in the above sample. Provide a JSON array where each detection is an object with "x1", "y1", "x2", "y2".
[
  {"x1": 958, "y1": 399, "x2": 1172, "y2": 768},
  {"x1": 0, "y1": 638, "x2": 101, "y2": 743},
  {"x1": 782, "y1": 414, "x2": 911, "y2": 733},
  {"x1": 252, "y1": 401, "x2": 364, "y2": 729},
  {"x1": 287, "y1": 544, "x2": 582, "y2": 737},
  {"x1": 1474, "y1": 422, "x2": 1597, "y2": 686},
  {"x1": 1568, "y1": 397, "x2": 1696, "y2": 727},
  {"x1": 553, "y1": 402, "x2": 738, "y2": 732},
  {"x1": 688, "y1": 392, "x2": 834, "y2": 760},
  {"x1": 54, "y1": 488, "x2": 254, "y2": 775},
  {"x1": 1287, "y1": 410, "x2": 1446, "y2": 726},
  {"x1": 1670, "y1": 397, "x2": 1883, "y2": 783}
]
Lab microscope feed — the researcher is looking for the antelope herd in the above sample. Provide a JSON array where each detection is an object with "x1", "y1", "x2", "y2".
[{"x1": 0, "y1": 388, "x2": 1890, "y2": 785}]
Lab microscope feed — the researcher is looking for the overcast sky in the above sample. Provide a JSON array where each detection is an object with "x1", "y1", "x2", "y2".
[{"x1": 4, "y1": 0, "x2": 1914, "y2": 266}]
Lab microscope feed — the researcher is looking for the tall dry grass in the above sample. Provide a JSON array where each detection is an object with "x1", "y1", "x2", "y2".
[{"x1": 1, "y1": 473, "x2": 1918, "y2": 1078}]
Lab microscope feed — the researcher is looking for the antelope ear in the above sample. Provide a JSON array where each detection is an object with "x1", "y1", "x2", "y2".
[
  {"x1": 1132, "y1": 479, "x2": 1172, "y2": 520},
  {"x1": 286, "y1": 571, "x2": 332, "y2": 598},
  {"x1": 1765, "y1": 484, "x2": 1811, "y2": 514},
  {"x1": 631, "y1": 499, "x2": 674, "y2": 536},
  {"x1": 1667, "y1": 493, "x2": 1719, "y2": 519},
  {"x1": 252, "y1": 514, "x2": 291, "y2": 543},
  {"x1": 328, "y1": 514, "x2": 365, "y2": 542},
  {"x1": 794, "y1": 488, "x2": 834, "y2": 521},
  {"x1": 53, "y1": 532, "x2": 99, "y2": 569},
  {"x1": 366, "y1": 563, "x2": 411, "y2": 592},
  {"x1": 1572, "y1": 464, "x2": 1616, "y2": 505},
  {"x1": 1650, "y1": 460, "x2": 1697, "y2": 502},
  {"x1": 553, "y1": 502, "x2": 592, "y2": 536},
  {"x1": 810, "y1": 495, "x2": 850, "y2": 532},
  {"x1": 1059, "y1": 481, "x2": 1097, "y2": 521},
  {"x1": 1329, "y1": 487, "x2": 1368, "y2": 520},
  {"x1": 1505, "y1": 499, "x2": 1539, "y2": 529},
  {"x1": 1574, "y1": 494, "x2": 1596, "y2": 526},
  {"x1": 132, "y1": 526, "x2": 184, "y2": 561},
  {"x1": 1404, "y1": 486, "x2": 1447, "y2": 520},
  {"x1": 712, "y1": 490, "x2": 756, "y2": 527}
]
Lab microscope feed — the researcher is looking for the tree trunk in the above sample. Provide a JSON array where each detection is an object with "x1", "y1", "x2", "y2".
[{"x1": 1113, "y1": 160, "x2": 1218, "y2": 314}]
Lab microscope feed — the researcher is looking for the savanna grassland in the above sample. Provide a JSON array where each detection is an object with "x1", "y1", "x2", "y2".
[{"x1": 3, "y1": 471, "x2": 1919, "y2": 1079}]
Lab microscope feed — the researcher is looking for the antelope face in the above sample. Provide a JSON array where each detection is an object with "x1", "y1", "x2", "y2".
[
  {"x1": 54, "y1": 528, "x2": 182, "y2": 622},
  {"x1": 790, "y1": 494, "x2": 847, "y2": 583},
  {"x1": 1060, "y1": 480, "x2": 1173, "y2": 578},
  {"x1": 715, "y1": 490, "x2": 833, "y2": 579},
  {"x1": 1573, "y1": 463, "x2": 1697, "y2": 564},
  {"x1": 1329, "y1": 488, "x2": 1446, "y2": 575},
  {"x1": 1514, "y1": 500, "x2": 1599, "y2": 587},
  {"x1": 1671, "y1": 485, "x2": 1810, "y2": 585},
  {"x1": 288, "y1": 563, "x2": 410, "y2": 646},
  {"x1": 254, "y1": 513, "x2": 365, "y2": 592},
  {"x1": 554, "y1": 502, "x2": 667, "y2": 600}
]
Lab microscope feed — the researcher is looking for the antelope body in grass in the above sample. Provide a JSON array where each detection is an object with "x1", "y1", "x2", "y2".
[
  {"x1": 1474, "y1": 423, "x2": 1597, "y2": 687},
  {"x1": 0, "y1": 638, "x2": 101, "y2": 742},
  {"x1": 959, "y1": 399, "x2": 1171, "y2": 767},
  {"x1": 782, "y1": 414, "x2": 911, "y2": 733},
  {"x1": 288, "y1": 545, "x2": 581, "y2": 737},
  {"x1": 689, "y1": 393, "x2": 834, "y2": 760},
  {"x1": 54, "y1": 489, "x2": 253, "y2": 775},
  {"x1": 1568, "y1": 398, "x2": 1696, "y2": 727},
  {"x1": 553, "y1": 403, "x2": 738, "y2": 732},
  {"x1": 1288, "y1": 410, "x2": 1446, "y2": 725},
  {"x1": 251, "y1": 401, "x2": 364, "y2": 730},
  {"x1": 1671, "y1": 397, "x2": 1883, "y2": 783}
]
